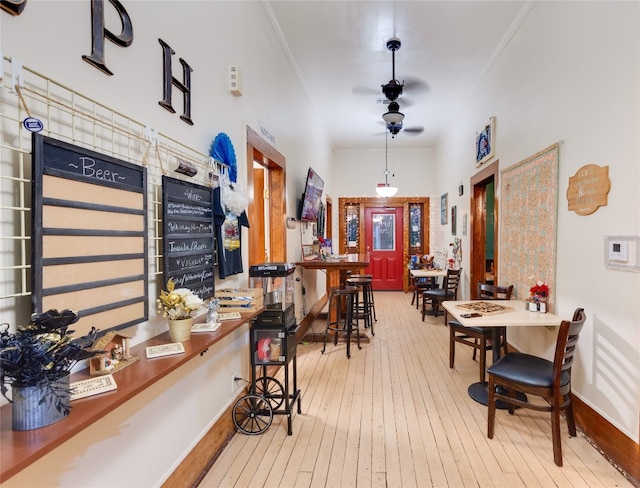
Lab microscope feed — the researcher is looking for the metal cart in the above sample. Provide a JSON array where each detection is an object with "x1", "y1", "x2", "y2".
[{"x1": 232, "y1": 263, "x2": 302, "y2": 435}]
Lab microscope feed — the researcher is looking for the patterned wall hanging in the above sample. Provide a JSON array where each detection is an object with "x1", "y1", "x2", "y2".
[{"x1": 499, "y1": 143, "x2": 559, "y2": 311}]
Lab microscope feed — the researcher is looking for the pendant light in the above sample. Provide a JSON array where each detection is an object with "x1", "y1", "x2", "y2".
[{"x1": 376, "y1": 131, "x2": 398, "y2": 197}]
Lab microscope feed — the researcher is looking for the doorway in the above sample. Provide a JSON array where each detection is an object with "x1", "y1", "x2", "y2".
[
  {"x1": 364, "y1": 206, "x2": 404, "y2": 290},
  {"x1": 470, "y1": 160, "x2": 499, "y2": 298},
  {"x1": 338, "y1": 197, "x2": 430, "y2": 291},
  {"x1": 246, "y1": 127, "x2": 287, "y2": 265}
]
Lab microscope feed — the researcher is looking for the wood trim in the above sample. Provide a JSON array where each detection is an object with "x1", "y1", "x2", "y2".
[
  {"x1": 470, "y1": 160, "x2": 499, "y2": 297},
  {"x1": 164, "y1": 391, "x2": 242, "y2": 488},
  {"x1": 246, "y1": 126, "x2": 287, "y2": 264},
  {"x1": 572, "y1": 395, "x2": 639, "y2": 486}
]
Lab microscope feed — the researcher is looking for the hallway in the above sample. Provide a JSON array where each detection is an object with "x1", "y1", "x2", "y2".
[{"x1": 199, "y1": 292, "x2": 630, "y2": 488}]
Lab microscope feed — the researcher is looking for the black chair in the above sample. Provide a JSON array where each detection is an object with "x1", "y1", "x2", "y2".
[
  {"x1": 449, "y1": 282, "x2": 513, "y2": 382},
  {"x1": 487, "y1": 308, "x2": 586, "y2": 467},
  {"x1": 321, "y1": 286, "x2": 361, "y2": 358},
  {"x1": 421, "y1": 268, "x2": 462, "y2": 321}
]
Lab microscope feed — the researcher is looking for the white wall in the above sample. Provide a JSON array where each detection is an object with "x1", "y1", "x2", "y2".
[
  {"x1": 431, "y1": 1, "x2": 640, "y2": 442},
  {"x1": 1, "y1": 1, "x2": 332, "y2": 486}
]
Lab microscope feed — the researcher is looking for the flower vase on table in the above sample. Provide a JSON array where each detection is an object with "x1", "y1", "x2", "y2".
[
  {"x1": 529, "y1": 280, "x2": 549, "y2": 313},
  {"x1": 167, "y1": 318, "x2": 194, "y2": 342},
  {"x1": 157, "y1": 279, "x2": 204, "y2": 343}
]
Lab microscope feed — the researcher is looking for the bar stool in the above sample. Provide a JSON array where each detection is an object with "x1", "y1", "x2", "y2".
[
  {"x1": 322, "y1": 286, "x2": 361, "y2": 358},
  {"x1": 348, "y1": 273, "x2": 377, "y2": 323},
  {"x1": 346, "y1": 276, "x2": 375, "y2": 336}
]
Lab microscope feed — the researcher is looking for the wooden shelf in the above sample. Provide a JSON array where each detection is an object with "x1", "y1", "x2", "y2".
[{"x1": 0, "y1": 309, "x2": 262, "y2": 483}]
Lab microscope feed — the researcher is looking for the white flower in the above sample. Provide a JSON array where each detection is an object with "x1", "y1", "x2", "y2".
[{"x1": 184, "y1": 293, "x2": 204, "y2": 311}]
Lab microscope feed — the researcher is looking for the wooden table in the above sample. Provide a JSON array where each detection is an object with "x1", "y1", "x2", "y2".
[
  {"x1": 409, "y1": 268, "x2": 447, "y2": 279},
  {"x1": 295, "y1": 253, "x2": 370, "y2": 292},
  {"x1": 296, "y1": 254, "x2": 370, "y2": 343},
  {"x1": 442, "y1": 299, "x2": 562, "y2": 406}
]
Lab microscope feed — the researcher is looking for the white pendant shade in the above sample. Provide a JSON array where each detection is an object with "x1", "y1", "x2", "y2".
[{"x1": 376, "y1": 184, "x2": 398, "y2": 197}]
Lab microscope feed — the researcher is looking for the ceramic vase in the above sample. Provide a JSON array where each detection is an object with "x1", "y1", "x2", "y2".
[
  {"x1": 11, "y1": 375, "x2": 70, "y2": 431},
  {"x1": 168, "y1": 317, "x2": 193, "y2": 342}
]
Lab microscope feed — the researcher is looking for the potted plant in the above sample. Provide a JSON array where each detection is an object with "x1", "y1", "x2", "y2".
[
  {"x1": 157, "y1": 279, "x2": 204, "y2": 342},
  {"x1": 0, "y1": 309, "x2": 101, "y2": 430}
]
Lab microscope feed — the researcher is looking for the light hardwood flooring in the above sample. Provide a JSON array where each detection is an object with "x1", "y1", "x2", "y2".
[{"x1": 199, "y1": 292, "x2": 630, "y2": 488}]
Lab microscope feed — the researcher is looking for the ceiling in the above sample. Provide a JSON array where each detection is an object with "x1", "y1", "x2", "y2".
[{"x1": 265, "y1": 1, "x2": 529, "y2": 150}]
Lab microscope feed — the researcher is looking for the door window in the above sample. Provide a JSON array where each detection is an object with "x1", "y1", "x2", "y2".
[{"x1": 372, "y1": 214, "x2": 396, "y2": 251}]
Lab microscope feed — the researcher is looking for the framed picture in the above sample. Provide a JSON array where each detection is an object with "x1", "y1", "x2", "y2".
[
  {"x1": 440, "y1": 193, "x2": 448, "y2": 224},
  {"x1": 302, "y1": 244, "x2": 320, "y2": 261},
  {"x1": 451, "y1": 206, "x2": 457, "y2": 235},
  {"x1": 462, "y1": 213, "x2": 468, "y2": 236},
  {"x1": 475, "y1": 116, "x2": 495, "y2": 167}
]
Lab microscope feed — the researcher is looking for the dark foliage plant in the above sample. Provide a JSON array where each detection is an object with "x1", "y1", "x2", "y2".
[{"x1": 0, "y1": 309, "x2": 102, "y2": 415}]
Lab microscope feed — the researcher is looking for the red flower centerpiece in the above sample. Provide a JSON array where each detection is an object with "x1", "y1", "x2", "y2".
[{"x1": 529, "y1": 280, "x2": 549, "y2": 312}]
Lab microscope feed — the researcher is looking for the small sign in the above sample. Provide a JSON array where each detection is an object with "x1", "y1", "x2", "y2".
[
  {"x1": 566, "y1": 164, "x2": 610, "y2": 215},
  {"x1": 23, "y1": 117, "x2": 43, "y2": 132}
]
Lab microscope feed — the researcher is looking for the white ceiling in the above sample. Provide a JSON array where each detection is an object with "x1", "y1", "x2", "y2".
[{"x1": 265, "y1": 1, "x2": 529, "y2": 150}]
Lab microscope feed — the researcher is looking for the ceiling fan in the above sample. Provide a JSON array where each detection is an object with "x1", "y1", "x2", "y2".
[{"x1": 380, "y1": 38, "x2": 425, "y2": 137}]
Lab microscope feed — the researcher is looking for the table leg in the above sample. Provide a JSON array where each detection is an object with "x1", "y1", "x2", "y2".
[{"x1": 467, "y1": 327, "x2": 526, "y2": 408}]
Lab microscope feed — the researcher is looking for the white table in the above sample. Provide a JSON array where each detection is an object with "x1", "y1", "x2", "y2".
[
  {"x1": 442, "y1": 299, "x2": 562, "y2": 406},
  {"x1": 409, "y1": 268, "x2": 448, "y2": 309},
  {"x1": 409, "y1": 268, "x2": 448, "y2": 279}
]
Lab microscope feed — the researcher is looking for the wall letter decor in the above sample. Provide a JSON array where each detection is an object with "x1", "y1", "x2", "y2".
[
  {"x1": 82, "y1": 0, "x2": 134, "y2": 76},
  {"x1": 158, "y1": 38, "x2": 194, "y2": 125}
]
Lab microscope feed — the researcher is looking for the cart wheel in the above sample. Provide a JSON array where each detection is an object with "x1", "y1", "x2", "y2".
[
  {"x1": 232, "y1": 394, "x2": 273, "y2": 435},
  {"x1": 255, "y1": 376, "x2": 285, "y2": 411}
]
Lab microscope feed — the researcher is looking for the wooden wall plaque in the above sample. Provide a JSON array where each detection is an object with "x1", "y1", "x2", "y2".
[
  {"x1": 162, "y1": 176, "x2": 215, "y2": 300},
  {"x1": 32, "y1": 135, "x2": 148, "y2": 337},
  {"x1": 566, "y1": 164, "x2": 610, "y2": 215}
]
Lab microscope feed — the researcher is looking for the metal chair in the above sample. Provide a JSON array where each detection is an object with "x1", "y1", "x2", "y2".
[
  {"x1": 449, "y1": 282, "x2": 513, "y2": 382},
  {"x1": 487, "y1": 308, "x2": 586, "y2": 467}
]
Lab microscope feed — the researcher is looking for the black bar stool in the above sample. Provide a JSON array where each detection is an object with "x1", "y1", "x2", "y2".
[
  {"x1": 322, "y1": 286, "x2": 361, "y2": 358},
  {"x1": 346, "y1": 276, "x2": 375, "y2": 336},
  {"x1": 348, "y1": 273, "x2": 377, "y2": 323}
]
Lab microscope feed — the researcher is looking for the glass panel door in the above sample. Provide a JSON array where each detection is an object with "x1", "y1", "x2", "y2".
[{"x1": 372, "y1": 213, "x2": 396, "y2": 251}]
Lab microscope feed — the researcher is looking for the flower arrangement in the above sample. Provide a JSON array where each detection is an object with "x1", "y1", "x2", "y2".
[
  {"x1": 0, "y1": 309, "x2": 101, "y2": 415},
  {"x1": 157, "y1": 279, "x2": 204, "y2": 320},
  {"x1": 530, "y1": 281, "x2": 549, "y2": 299}
]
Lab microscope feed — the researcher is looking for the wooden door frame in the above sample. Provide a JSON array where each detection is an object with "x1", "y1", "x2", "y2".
[
  {"x1": 338, "y1": 196, "x2": 430, "y2": 291},
  {"x1": 246, "y1": 126, "x2": 287, "y2": 264},
  {"x1": 470, "y1": 160, "x2": 499, "y2": 298}
]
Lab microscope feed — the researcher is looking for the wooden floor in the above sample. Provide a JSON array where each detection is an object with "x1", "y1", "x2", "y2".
[{"x1": 199, "y1": 292, "x2": 630, "y2": 488}]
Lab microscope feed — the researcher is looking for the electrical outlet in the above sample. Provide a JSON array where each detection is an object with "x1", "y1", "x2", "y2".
[{"x1": 231, "y1": 371, "x2": 238, "y2": 393}]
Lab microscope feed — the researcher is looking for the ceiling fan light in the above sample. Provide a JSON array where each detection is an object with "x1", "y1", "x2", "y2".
[
  {"x1": 382, "y1": 110, "x2": 404, "y2": 125},
  {"x1": 376, "y1": 184, "x2": 398, "y2": 197}
]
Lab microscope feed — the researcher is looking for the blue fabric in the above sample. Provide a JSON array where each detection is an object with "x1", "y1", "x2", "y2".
[{"x1": 210, "y1": 132, "x2": 237, "y2": 183}]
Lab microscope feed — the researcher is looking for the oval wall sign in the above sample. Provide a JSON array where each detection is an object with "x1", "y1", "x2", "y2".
[
  {"x1": 23, "y1": 117, "x2": 44, "y2": 132},
  {"x1": 566, "y1": 164, "x2": 610, "y2": 215}
]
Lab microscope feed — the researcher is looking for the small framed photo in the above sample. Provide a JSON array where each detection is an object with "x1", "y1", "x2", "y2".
[
  {"x1": 451, "y1": 206, "x2": 457, "y2": 236},
  {"x1": 302, "y1": 244, "x2": 320, "y2": 261},
  {"x1": 440, "y1": 193, "x2": 448, "y2": 225},
  {"x1": 475, "y1": 116, "x2": 495, "y2": 167}
]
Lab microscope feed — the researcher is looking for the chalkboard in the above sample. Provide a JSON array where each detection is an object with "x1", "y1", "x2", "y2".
[
  {"x1": 32, "y1": 134, "x2": 148, "y2": 338},
  {"x1": 162, "y1": 176, "x2": 215, "y2": 300}
]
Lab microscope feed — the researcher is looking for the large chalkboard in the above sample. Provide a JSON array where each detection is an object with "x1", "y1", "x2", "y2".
[
  {"x1": 162, "y1": 176, "x2": 215, "y2": 300},
  {"x1": 32, "y1": 134, "x2": 148, "y2": 337}
]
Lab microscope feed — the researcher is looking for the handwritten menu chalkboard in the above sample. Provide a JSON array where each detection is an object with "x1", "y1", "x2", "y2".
[
  {"x1": 32, "y1": 134, "x2": 148, "y2": 338},
  {"x1": 162, "y1": 176, "x2": 215, "y2": 300}
]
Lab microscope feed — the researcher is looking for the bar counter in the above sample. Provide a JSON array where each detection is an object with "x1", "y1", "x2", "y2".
[{"x1": 0, "y1": 309, "x2": 262, "y2": 483}]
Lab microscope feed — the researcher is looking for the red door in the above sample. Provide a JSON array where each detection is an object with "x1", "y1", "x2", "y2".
[{"x1": 364, "y1": 206, "x2": 404, "y2": 290}]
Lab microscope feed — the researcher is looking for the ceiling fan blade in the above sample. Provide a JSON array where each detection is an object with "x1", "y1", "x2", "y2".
[
  {"x1": 403, "y1": 126, "x2": 424, "y2": 135},
  {"x1": 403, "y1": 76, "x2": 430, "y2": 94}
]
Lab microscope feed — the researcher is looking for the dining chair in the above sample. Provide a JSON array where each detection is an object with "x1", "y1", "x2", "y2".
[
  {"x1": 421, "y1": 267, "x2": 462, "y2": 321},
  {"x1": 487, "y1": 308, "x2": 586, "y2": 467},
  {"x1": 448, "y1": 282, "x2": 513, "y2": 382}
]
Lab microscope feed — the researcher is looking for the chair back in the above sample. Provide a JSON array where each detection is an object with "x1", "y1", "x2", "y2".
[
  {"x1": 443, "y1": 268, "x2": 462, "y2": 298},
  {"x1": 553, "y1": 308, "x2": 586, "y2": 385},
  {"x1": 477, "y1": 282, "x2": 513, "y2": 300}
]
